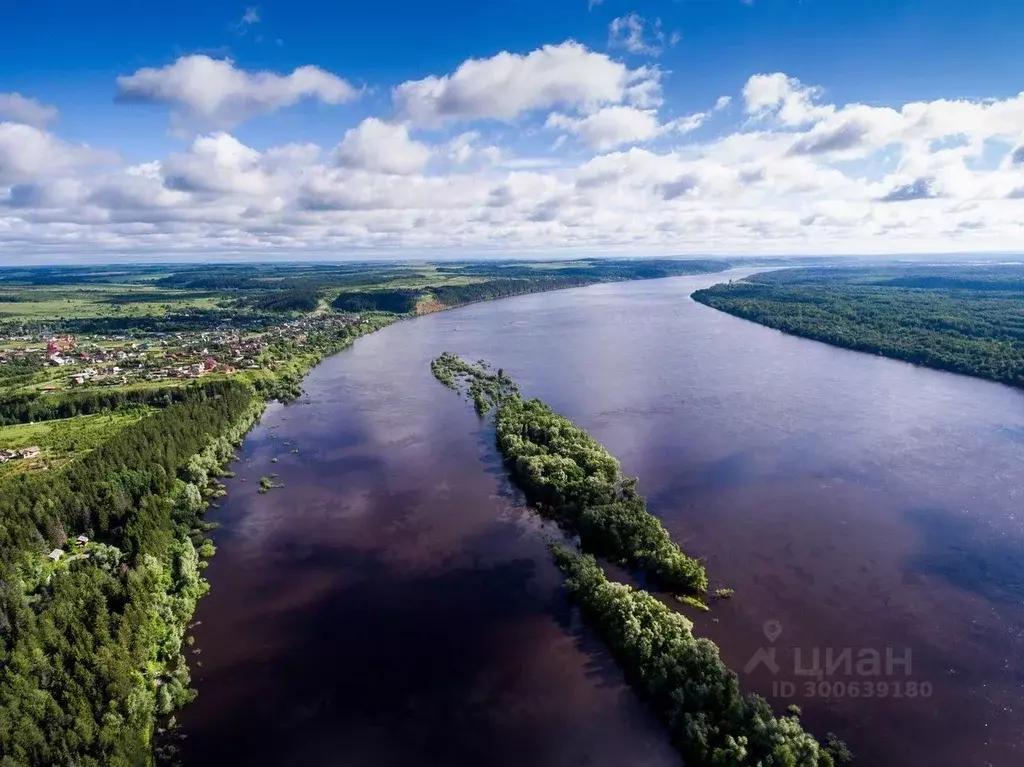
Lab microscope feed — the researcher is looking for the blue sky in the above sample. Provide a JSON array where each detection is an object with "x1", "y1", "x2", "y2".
[
  {"x1": 7, "y1": 0, "x2": 1023, "y2": 155},
  {"x1": 2, "y1": 0, "x2": 1024, "y2": 260}
]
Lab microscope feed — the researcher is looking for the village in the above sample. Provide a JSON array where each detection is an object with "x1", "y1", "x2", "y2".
[{"x1": 0, "y1": 313, "x2": 366, "y2": 392}]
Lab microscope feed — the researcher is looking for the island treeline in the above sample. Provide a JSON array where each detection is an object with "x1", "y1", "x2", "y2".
[
  {"x1": 554, "y1": 548, "x2": 846, "y2": 767},
  {"x1": 498, "y1": 395, "x2": 708, "y2": 593},
  {"x1": 430, "y1": 353, "x2": 705, "y2": 593},
  {"x1": 0, "y1": 378, "x2": 264, "y2": 765},
  {"x1": 430, "y1": 354, "x2": 848, "y2": 766},
  {"x1": 692, "y1": 265, "x2": 1024, "y2": 388}
]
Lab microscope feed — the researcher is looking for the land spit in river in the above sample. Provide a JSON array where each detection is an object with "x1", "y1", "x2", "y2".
[{"x1": 180, "y1": 270, "x2": 1024, "y2": 767}]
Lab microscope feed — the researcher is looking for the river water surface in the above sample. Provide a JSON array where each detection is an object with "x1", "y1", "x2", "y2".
[{"x1": 181, "y1": 271, "x2": 1024, "y2": 767}]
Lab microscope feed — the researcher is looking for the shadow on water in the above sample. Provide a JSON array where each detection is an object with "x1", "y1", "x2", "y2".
[
  {"x1": 904, "y1": 506, "x2": 1024, "y2": 605},
  {"x1": 184, "y1": 526, "x2": 678, "y2": 767},
  {"x1": 182, "y1": 370, "x2": 682, "y2": 767},
  {"x1": 187, "y1": 542, "x2": 541, "y2": 765},
  {"x1": 997, "y1": 425, "x2": 1024, "y2": 445}
]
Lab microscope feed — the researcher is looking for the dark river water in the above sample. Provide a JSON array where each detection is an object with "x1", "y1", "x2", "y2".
[{"x1": 180, "y1": 271, "x2": 1024, "y2": 767}]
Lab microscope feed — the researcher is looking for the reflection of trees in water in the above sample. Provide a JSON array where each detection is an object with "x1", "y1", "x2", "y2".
[{"x1": 183, "y1": 535, "x2": 677, "y2": 767}]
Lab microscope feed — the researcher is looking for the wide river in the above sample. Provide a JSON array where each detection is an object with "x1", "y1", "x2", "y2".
[{"x1": 180, "y1": 271, "x2": 1024, "y2": 767}]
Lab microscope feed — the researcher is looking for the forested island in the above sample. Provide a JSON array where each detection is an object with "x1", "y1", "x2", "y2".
[
  {"x1": 692, "y1": 265, "x2": 1024, "y2": 388},
  {"x1": 0, "y1": 258, "x2": 730, "y2": 765},
  {"x1": 430, "y1": 354, "x2": 850, "y2": 767},
  {"x1": 432, "y1": 353, "x2": 707, "y2": 593}
]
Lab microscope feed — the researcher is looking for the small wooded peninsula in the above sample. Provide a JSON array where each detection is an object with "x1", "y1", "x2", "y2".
[
  {"x1": 430, "y1": 353, "x2": 851, "y2": 767},
  {"x1": 692, "y1": 265, "x2": 1024, "y2": 388}
]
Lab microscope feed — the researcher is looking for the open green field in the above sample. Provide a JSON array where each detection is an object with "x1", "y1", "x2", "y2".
[
  {"x1": 0, "y1": 285, "x2": 226, "y2": 320},
  {"x1": 0, "y1": 407, "x2": 153, "y2": 476}
]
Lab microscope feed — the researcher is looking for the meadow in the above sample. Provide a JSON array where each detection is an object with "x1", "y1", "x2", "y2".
[{"x1": 0, "y1": 408, "x2": 152, "y2": 476}]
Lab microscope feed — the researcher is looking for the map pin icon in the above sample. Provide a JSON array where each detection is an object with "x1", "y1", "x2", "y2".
[{"x1": 763, "y1": 619, "x2": 783, "y2": 643}]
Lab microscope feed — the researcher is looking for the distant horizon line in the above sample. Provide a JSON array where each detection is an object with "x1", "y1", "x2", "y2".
[{"x1": 2, "y1": 252, "x2": 1024, "y2": 269}]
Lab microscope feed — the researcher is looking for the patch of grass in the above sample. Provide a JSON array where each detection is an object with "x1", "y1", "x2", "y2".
[
  {"x1": 0, "y1": 284, "x2": 225, "y2": 321},
  {"x1": 0, "y1": 408, "x2": 153, "y2": 476},
  {"x1": 258, "y1": 475, "x2": 283, "y2": 493},
  {"x1": 677, "y1": 595, "x2": 710, "y2": 611}
]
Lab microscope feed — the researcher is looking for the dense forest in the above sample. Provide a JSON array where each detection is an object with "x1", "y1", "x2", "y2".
[
  {"x1": 330, "y1": 279, "x2": 605, "y2": 313},
  {"x1": 332, "y1": 288, "x2": 422, "y2": 313},
  {"x1": 431, "y1": 276, "x2": 593, "y2": 305},
  {"x1": 692, "y1": 265, "x2": 1024, "y2": 388},
  {"x1": 430, "y1": 354, "x2": 847, "y2": 766},
  {"x1": 0, "y1": 309, "x2": 289, "y2": 338},
  {"x1": 0, "y1": 378, "x2": 264, "y2": 765},
  {"x1": 0, "y1": 384, "x2": 209, "y2": 426},
  {"x1": 239, "y1": 288, "x2": 320, "y2": 313}
]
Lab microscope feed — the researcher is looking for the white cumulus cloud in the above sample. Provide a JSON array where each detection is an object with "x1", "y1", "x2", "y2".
[
  {"x1": 547, "y1": 107, "x2": 663, "y2": 150},
  {"x1": 334, "y1": 119, "x2": 433, "y2": 175},
  {"x1": 0, "y1": 93, "x2": 59, "y2": 127},
  {"x1": 393, "y1": 42, "x2": 661, "y2": 126},
  {"x1": 744, "y1": 73, "x2": 835, "y2": 126},
  {"x1": 116, "y1": 55, "x2": 359, "y2": 129},
  {"x1": 546, "y1": 106, "x2": 707, "y2": 150},
  {"x1": 4, "y1": 64, "x2": 1024, "y2": 259},
  {"x1": 163, "y1": 132, "x2": 272, "y2": 195},
  {"x1": 0, "y1": 123, "x2": 116, "y2": 186}
]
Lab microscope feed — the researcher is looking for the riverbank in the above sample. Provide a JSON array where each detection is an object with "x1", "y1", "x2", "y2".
[{"x1": 0, "y1": 379, "x2": 263, "y2": 765}]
